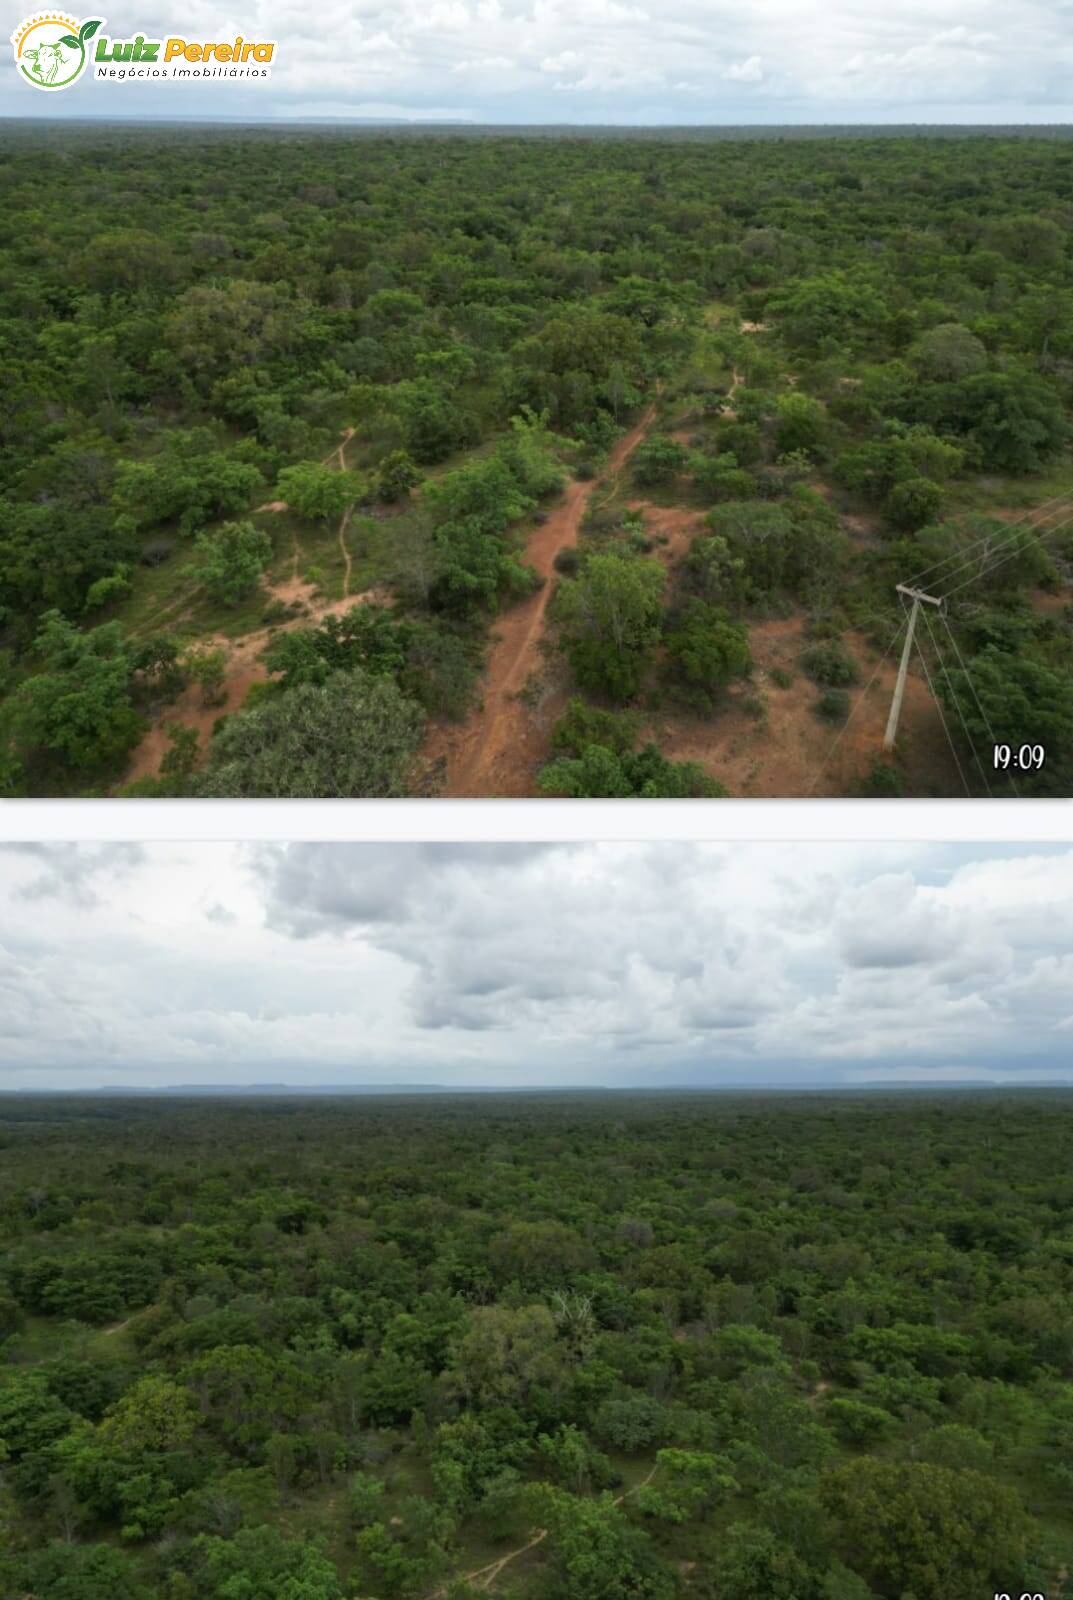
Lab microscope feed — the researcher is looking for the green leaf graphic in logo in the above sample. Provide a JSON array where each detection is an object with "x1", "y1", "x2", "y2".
[
  {"x1": 60, "y1": 34, "x2": 81, "y2": 46},
  {"x1": 78, "y1": 19, "x2": 101, "y2": 41}
]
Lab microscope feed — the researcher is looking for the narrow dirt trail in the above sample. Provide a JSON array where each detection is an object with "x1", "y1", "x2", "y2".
[
  {"x1": 426, "y1": 401, "x2": 659, "y2": 798},
  {"x1": 338, "y1": 508, "x2": 354, "y2": 598},
  {"x1": 722, "y1": 368, "x2": 743, "y2": 418},
  {"x1": 426, "y1": 1459, "x2": 660, "y2": 1599}
]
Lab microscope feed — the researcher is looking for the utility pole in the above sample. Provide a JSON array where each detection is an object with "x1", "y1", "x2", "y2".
[{"x1": 883, "y1": 585, "x2": 943, "y2": 751}]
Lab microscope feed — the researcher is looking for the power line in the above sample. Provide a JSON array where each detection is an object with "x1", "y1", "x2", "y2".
[
  {"x1": 940, "y1": 511, "x2": 1073, "y2": 601},
  {"x1": 911, "y1": 615, "x2": 973, "y2": 798},
  {"x1": 918, "y1": 604, "x2": 992, "y2": 796},
  {"x1": 905, "y1": 492, "x2": 1073, "y2": 593},
  {"x1": 939, "y1": 612, "x2": 1021, "y2": 799},
  {"x1": 924, "y1": 501, "x2": 1073, "y2": 600}
]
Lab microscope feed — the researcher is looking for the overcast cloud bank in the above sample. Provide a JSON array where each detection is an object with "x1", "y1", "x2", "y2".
[
  {"x1": 0, "y1": 841, "x2": 1070, "y2": 1091},
  {"x1": 3, "y1": 0, "x2": 1072, "y2": 124}
]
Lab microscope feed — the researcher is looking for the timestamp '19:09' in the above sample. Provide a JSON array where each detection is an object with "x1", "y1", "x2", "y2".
[{"x1": 993, "y1": 744, "x2": 1046, "y2": 772}]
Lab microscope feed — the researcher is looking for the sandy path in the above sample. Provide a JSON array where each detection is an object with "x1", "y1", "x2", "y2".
[
  {"x1": 425, "y1": 1459, "x2": 660, "y2": 1599},
  {"x1": 426, "y1": 402, "x2": 659, "y2": 798},
  {"x1": 339, "y1": 505, "x2": 354, "y2": 598}
]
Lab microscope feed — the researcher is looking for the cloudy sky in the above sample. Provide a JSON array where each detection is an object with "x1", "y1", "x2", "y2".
[
  {"x1": 0, "y1": 840, "x2": 1070, "y2": 1092},
  {"x1": 5, "y1": 0, "x2": 1073, "y2": 123}
]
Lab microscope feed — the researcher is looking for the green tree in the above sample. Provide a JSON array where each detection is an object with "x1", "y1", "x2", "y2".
[
  {"x1": 539, "y1": 742, "x2": 725, "y2": 798},
  {"x1": 191, "y1": 1525, "x2": 344, "y2": 1599},
  {"x1": 775, "y1": 392, "x2": 828, "y2": 457},
  {"x1": 909, "y1": 323, "x2": 988, "y2": 381},
  {"x1": 193, "y1": 521, "x2": 272, "y2": 607},
  {"x1": 99, "y1": 1377, "x2": 198, "y2": 1454},
  {"x1": 0, "y1": 1543, "x2": 149, "y2": 1600},
  {"x1": 886, "y1": 475, "x2": 943, "y2": 532},
  {"x1": 182, "y1": 646, "x2": 228, "y2": 707},
  {"x1": 2, "y1": 612, "x2": 142, "y2": 784},
  {"x1": 556, "y1": 553, "x2": 664, "y2": 701},
  {"x1": 767, "y1": 270, "x2": 890, "y2": 350},
  {"x1": 632, "y1": 436, "x2": 689, "y2": 486},
  {"x1": 633, "y1": 1449, "x2": 737, "y2": 1523},
  {"x1": 376, "y1": 449, "x2": 423, "y2": 502},
  {"x1": 821, "y1": 1458, "x2": 1027, "y2": 1600},
  {"x1": 276, "y1": 462, "x2": 362, "y2": 527},
  {"x1": 700, "y1": 1523, "x2": 819, "y2": 1600},
  {"x1": 541, "y1": 1488, "x2": 675, "y2": 1600}
]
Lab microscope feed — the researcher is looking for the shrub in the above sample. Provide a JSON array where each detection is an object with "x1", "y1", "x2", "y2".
[
  {"x1": 886, "y1": 476, "x2": 943, "y2": 533},
  {"x1": 141, "y1": 537, "x2": 177, "y2": 567},
  {"x1": 801, "y1": 640, "x2": 859, "y2": 686},
  {"x1": 816, "y1": 688, "x2": 850, "y2": 722},
  {"x1": 631, "y1": 435, "x2": 689, "y2": 487},
  {"x1": 858, "y1": 759, "x2": 903, "y2": 797}
]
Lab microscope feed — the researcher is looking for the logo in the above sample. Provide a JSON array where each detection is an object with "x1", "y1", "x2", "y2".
[
  {"x1": 11, "y1": 13, "x2": 102, "y2": 90},
  {"x1": 11, "y1": 13, "x2": 275, "y2": 87}
]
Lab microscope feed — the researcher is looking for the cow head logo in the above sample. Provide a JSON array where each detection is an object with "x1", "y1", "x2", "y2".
[{"x1": 11, "y1": 14, "x2": 103, "y2": 90}]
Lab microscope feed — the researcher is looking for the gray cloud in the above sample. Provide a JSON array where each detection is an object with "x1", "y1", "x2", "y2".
[
  {"x1": 3, "y1": 844, "x2": 146, "y2": 909},
  {"x1": 0, "y1": 842, "x2": 1071, "y2": 1090}
]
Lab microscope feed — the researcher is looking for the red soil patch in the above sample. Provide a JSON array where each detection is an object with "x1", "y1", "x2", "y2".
[
  {"x1": 426, "y1": 404, "x2": 659, "y2": 798},
  {"x1": 1030, "y1": 588, "x2": 1071, "y2": 617},
  {"x1": 641, "y1": 617, "x2": 963, "y2": 798},
  {"x1": 122, "y1": 579, "x2": 389, "y2": 787},
  {"x1": 626, "y1": 499, "x2": 706, "y2": 573}
]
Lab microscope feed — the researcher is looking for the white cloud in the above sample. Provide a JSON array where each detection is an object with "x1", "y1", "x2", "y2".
[{"x1": 723, "y1": 55, "x2": 763, "y2": 83}]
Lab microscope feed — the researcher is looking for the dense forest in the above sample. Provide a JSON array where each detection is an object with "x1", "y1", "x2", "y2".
[
  {"x1": 1, "y1": 1091, "x2": 1072, "y2": 1598},
  {"x1": 1, "y1": 125, "x2": 1072, "y2": 796}
]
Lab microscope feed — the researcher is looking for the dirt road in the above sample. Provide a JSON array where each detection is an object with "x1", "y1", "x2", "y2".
[{"x1": 427, "y1": 402, "x2": 659, "y2": 797}]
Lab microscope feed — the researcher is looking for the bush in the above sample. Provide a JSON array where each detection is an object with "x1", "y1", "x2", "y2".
[
  {"x1": 195, "y1": 670, "x2": 425, "y2": 798},
  {"x1": 594, "y1": 1395, "x2": 670, "y2": 1453},
  {"x1": 664, "y1": 601, "x2": 752, "y2": 710},
  {"x1": 632, "y1": 435, "x2": 689, "y2": 486},
  {"x1": 886, "y1": 476, "x2": 943, "y2": 532},
  {"x1": 550, "y1": 698, "x2": 640, "y2": 759},
  {"x1": 193, "y1": 520, "x2": 272, "y2": 607},
  {"x1": 816, "y1": 688, "x2": 850, "y2": 722},
  {"x1": 801, "y1": 640, "x2": 859, "y2": 686},
  {"x1": 858, "y1": 759, "x2": 903, "y2": 797},
  {"x1": 539, "y1": 742, "x2": 726, "y2": 799}
]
